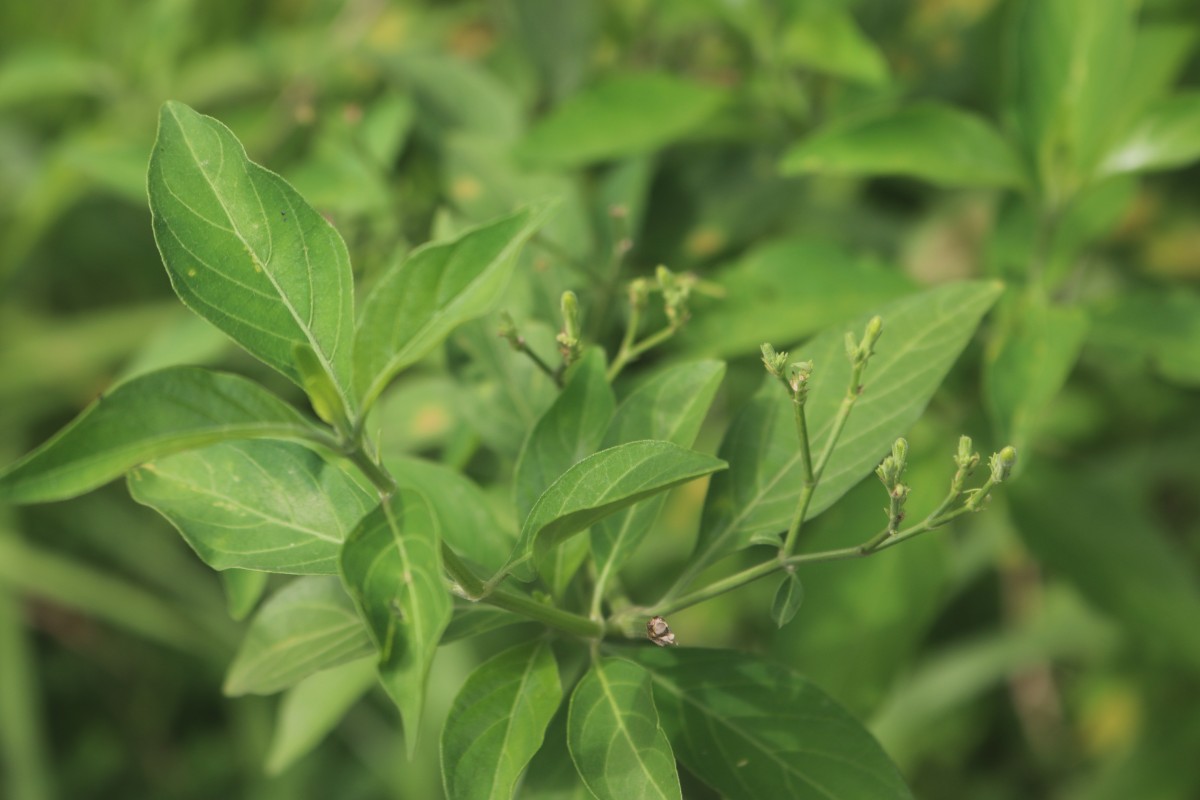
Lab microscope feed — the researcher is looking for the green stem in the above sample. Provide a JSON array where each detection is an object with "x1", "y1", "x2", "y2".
[
  {"x1": 780, "y1": 400, "x2": 816, "y2": 555},
  {"x1": 516, "y1": 339, "x2": 563, "y2": 388},
  {"x1": 607, "y1": 324, "x2": 677, "y2": 381},
  {"x1": 487, "y1": 587, "x2": 604, "y2": 638},
  {"x1": 778, "y1": 358, "x2": 866, "y2": 559},
  {"x1": 629, "y1": 488, "x2": 986, "y2": 623}
]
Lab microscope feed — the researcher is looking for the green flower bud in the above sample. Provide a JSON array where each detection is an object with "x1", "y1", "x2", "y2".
[
  {"x1": 863, "y1": 315, "x2": 883, "y2": 352},
  {"x1": 760, "y1": 343, "x2": 789, "y2": 377},
  {"x1": 560, "y1": 291, "x2": 581, "y2": 343},
  {"x1": 989, "y1": 446, "x2": 1017, "y2": 483},
  {"x1": 788, "y1": 360, "x2": 813, "y2": 398}
]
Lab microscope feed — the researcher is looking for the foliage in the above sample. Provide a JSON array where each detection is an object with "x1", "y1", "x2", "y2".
[{"x1": 3, "y1": 1, "x2": 1200, "y2": 799}]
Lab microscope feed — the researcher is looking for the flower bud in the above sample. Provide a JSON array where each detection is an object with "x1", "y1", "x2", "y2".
[
  {"x1": 989, "y1": 446, "x2": 1017, "y2": 483},
  {"x1": 560, "y1": 291, "x2": 581, "y2": 343},
  {"x1": 761, "y1": 343, "x2": 789, "y2": 378}
]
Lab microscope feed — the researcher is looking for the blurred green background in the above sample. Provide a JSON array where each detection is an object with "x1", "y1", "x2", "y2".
[{"x1": 3, "y1": 0, "x2": 1200, "y2": 798}]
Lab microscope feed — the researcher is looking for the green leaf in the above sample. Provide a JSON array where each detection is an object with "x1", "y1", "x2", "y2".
[
  {"x1": 693, "y1": 281, "x2": 1001, "y2": 571},
  {"x1": 507, "y1": 441, "x2": 727, "y2": 581},
  {"x1": 339, "y1": 491, "x2": 452, "y2": 754},
  {"x1": 516, "y1": 73, "x2": 724, "y2": 168},
  {"x1": 128, "y1": 440, "x2": 375, "y2": 575},
  {"x1": 770, "y1": 571, "x2": 804, "y2": 629},
  {"x1": 264, "y1": 656, "x2": 377, "y2": 775},
  {"x1": 0, "y1": 366, "x2": 313, "y2": 504},
  {"x1": 1010, "y1": 463, "x2": 1200, "y2": 672},
  {"x1": 355, "y1": 206, "x2": 550, "y2": 408},
  {"x1": 1101, "y1": 93, "x2": 1200, "y2": 176},
  {"x1": 1006, "y1": 0, "x2": 1136, "y2": 192},
  {"x1": 626, "y1": 647, "x2": 913, "y2": 800},
  {"x1": 387, "y1": 455, "x2": 516, "y2": 576},
  {"x1": 591, "y1": 361, "x2": 725, "y2": 597},
  {"x1": 984, "y1": 297, "x2": 1087, "y2": 452},
  {"x1": 441, "y1": 641, "x2": 562, "y2": 800},
  {"x1": 512, "y1": 348, "x2": 615, "y2": 596},
  {"x1": 220, "y1": 569, "x2": 269, "y2": 620},
  {"x1": 779, "y1": 3, "x2": 889, "y2": 86},
  {"x1": 148, "y1": 101, "x2": 356, "y2": 411},
  {"x1": 567, "y1": 658, "x2": 682, "y2": 800},
  {"x1": 677, "y1": 238, "x2": 914, "y2": 358},
  {"x1": 515, "y1": 348, "x2": 616, "y2": 521},
  {"x1": 781, "y1": 104, "x2": 1027, "y2": 189},
  {"x1": 224, "y1": 576, "x2": 374, "y2": 696}
]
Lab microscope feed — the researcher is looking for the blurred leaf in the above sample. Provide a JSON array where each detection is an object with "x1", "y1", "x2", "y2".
[
  {"x1": 693, "y1": 281, "x2": 1001, "y2": 571},
  {"x1": 779, "y1": 2, "x2": 889, "y2": 86},
  {"x1": 374, "y1": 375, "x2": 459, "y2": 454},
  {"x1": 444, "y1": 134, "x2": 595, "y2": 262},
  {"x1": 508, "y1": 442, "x2": 727, "y2": 581},
  {"x1": 224, "y1": 576, "x2": 374, "y2": 696},
  {"x1": 1006, "y1": 0, "x2": 1136, "y2": 194},
  {"x1": 339, "y1": 491, "x2": 451, "y2": 754},
  {"x1": 220, "y1": 569, "x2": 269, "y2": 621},
  {"x1": 1101, "y1": 93, "x2": 1200, "y2": 176},
  {"x1": 0, "y1": 583, "x2": 52, "y2": 800},
  {"x1": 0, "y1": 534, "x2": 219, "y2": 656},
  {"x1": 677, "y1": 238, "x2": 913, "y2": 357},
  {"x1": 118, "y1": 311, "x2": 231, "y2": 380},
  {"x1": 567, "y1": 657, "x2": 682, "y2": 800},
  {"x1": 0, "y1": 48, "x2": 116, "y2": 107},
  {"x1": 770, "y1": 571, "x2": 804, "y2": 628},
  {"x1": 1075, "y1": 681, "x2": 1200, "y2": 800},
  {"x1": 1089, "y1": 287, "x2": 1200, "y2": 386},
  {"x1": 508, "y1": 0, "x2": 597, "y2": 102},
  {"x1": 356, "y1": 205, "x2": 550, "y2": 408},
  {"x1": 264, "y1": 656, "x2": 377, "y2": 775},
  {"x1": 128, "y1": 440, "x2": 375, "y2": 575},
  {"x1": 389, "y1": 52, "x2": 524, "y2": 141},
  {"x1": 516, "y1": 73, "x2": 725, "y2": 168},
  {"x1": 387, "y1": 454, "x2": 517, "y2": 575},
  {"x1": 984, "y1": 297, "x2": 1088, "y2": 451},
  {"x1": 359, "y1": 92, "x2": 416, "y2": 168},
  {"x1": 782, "y1": 104, "x2": 1027, "y2": 188},
  {"x1": 870, "y1": 587, "x2": 1117, "y2": 766},
  {"x1": 0, "y1": 367, "x2": 312, "y2": 504},
  {"x1": 1010, "y1": 463, "x2": 1200, "y2": 672},
  {"x1": 441, "y1": 641, "x2": 562, "y2": 800},
  {"x1": 626, "y1": 647, "x2": 912, "y2": 800},
  {"x1": 1044, "y1": 176, "x2": 1137, "y2": 286},
  {"x1": 148, "y1": 102, "x2": 357, "y2": 411},
  {"x1": 592, "y1": 361, "x2": 725, "y2": 601},
  {"x1": 286, "y1": 135, "x2": 391, "y2": 218},
  {"x1": 449, "y1": 317, "x2": 558, "y2": 458},
  {"x1": 1106, "y1": 23, "x2": 1199, "y2": 141}
]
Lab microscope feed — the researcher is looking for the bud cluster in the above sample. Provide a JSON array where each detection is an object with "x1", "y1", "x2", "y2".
[
  {"x1": 876, "y1": 438, "x2": 911, "y2": 528},
  {"x1": 761, "y1": 344, "x2": 814, "y2": 403}
]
